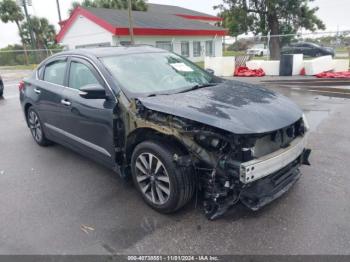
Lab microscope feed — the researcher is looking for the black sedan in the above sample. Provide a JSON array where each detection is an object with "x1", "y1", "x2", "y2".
[
  {"x1": 281, "y1": 42, "x2": 335, "y2": 57},
  {"x1": 19, "y1": 46, "x2": 311, "y2": 219},
  {"x1": 0, "y1": 75, "x2": 3, "y2": 97}
]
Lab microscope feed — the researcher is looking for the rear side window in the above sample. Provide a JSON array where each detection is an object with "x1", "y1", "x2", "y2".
[
  {"x1": 68, "y1": 61, "x2": 99, "y2": 90},
  {"x1": 44, "y1": 60, "x2": 67, "y2": 85}
]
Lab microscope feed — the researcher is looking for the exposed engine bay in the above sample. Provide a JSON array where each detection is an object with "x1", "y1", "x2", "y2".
[{"x1": 129, "y1": 101, "x2": 311, "y2": 220}]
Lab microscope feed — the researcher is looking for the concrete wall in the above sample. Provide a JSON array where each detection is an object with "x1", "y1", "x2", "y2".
[
  {"x1": 60, "y1": 15, "x2": 113, "y2": 50},
  {"x1": 113, "y1": 35, "x2": 223, "y2": 62}
]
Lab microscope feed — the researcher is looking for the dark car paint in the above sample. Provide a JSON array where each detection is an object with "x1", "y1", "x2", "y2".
[
  {"x1": 20, "y1": 47, "x2": 303, "y2": 165},
  {"x1": 20, "y1": 52, "x2": 120, "y2": 169},
  {"x1": 19, "y1": 47, "x2": 310, "y2": 218},
  {"x1": 281, "y1": 42, "x2": 335, "y2": 57},
  {"x1": 0, "y1": 76, "x2": 4, "y2": 96},
  {"x1": 139, "y1": 80, "x2": 303, "y2": 135}
]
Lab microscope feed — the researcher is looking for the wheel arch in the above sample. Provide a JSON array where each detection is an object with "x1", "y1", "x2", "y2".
[
  {"x1": 24, "y1": 102, "x2": 33, "y2": 126},
  {"x1": 125, "y1": 127, "x2": 189, "y2": 164}
]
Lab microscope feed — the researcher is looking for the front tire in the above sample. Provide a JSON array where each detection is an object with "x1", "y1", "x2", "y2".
[
  {"x1": 131, "y1": 141, "x2": 195, "y2": 213},
  {"x1": 27, "y1": 107, "x2": 52, "y2": 146}
]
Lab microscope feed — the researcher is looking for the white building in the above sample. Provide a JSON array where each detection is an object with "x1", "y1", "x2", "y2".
[{"x1": 56, "y1": 4, "x2": 227, "y2": 62}]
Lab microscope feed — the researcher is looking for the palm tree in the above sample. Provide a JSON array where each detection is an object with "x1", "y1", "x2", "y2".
[
  {"x1": 0, "y1": 0, "x2": 29, "y2": 64},
  {"x1": 21, "y1": 17, "x2": 56, "y2": 49},
  {"x1": 68, "y1": 0, "x2": 147, "y2": 15},
  {"x1": 20, "y1": 16, "x2": 57, "y2": 61},
  {"x1": 68, "y1": 0, "x2": 97, "y2": 15}
]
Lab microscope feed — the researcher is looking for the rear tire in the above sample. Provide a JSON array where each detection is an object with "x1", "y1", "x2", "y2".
[
  {"x1": 27, "y1": 107, "x2": 52, "y2": 146},
  {"x1": 131, "y1": 140, "x2": 195, "y2": 213},
  {"x1": 0, "y1": 82, "x2": 3, "y2": 97}
]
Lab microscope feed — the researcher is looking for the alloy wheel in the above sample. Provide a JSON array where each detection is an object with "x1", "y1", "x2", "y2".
[
  {"x1": 28, "y1": 110, "x2": 43, "y2": 142},
  {"x1": 135, "y1": 153, "x2": 171, "y2": 205}
]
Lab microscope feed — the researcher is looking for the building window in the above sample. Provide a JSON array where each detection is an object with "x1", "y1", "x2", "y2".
[
  {"x1": 193, "y1": 41, "x2": 201, "y2": 57},
  {"x1": 181, "y1": 41, "x2": 190, "y2": 57},
  {"x1": 156, "y1": 41, "x2": 173, "y2": 52},
  {"x1": 205, "y1": 40, "x2": 214, "y2": 56}
]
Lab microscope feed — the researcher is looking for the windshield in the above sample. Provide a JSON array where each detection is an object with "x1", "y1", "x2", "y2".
[{"x1": 101, "y1": 52, "x2": 213, "y2": 96}]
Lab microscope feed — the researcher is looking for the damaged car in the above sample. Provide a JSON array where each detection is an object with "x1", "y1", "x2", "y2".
[{"x1": 19, "y1": 46, "x2": 311, "y2": 219}]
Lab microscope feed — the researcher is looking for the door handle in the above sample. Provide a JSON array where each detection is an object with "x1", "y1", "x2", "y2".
[
  {"x1": 34, "y1": 88, "x2": 41, "y2": 94},
  {"x1": 61, "y1": 99, "x2": 71, "y2": 106}
]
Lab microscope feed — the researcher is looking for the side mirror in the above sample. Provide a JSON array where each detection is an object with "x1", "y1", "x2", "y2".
[
  {"x1": 205, "y1": 68, "x2": 215, "y2": 75},
  {"x1": 79, "y1": 84, "x2": 107, "y2": 99}
]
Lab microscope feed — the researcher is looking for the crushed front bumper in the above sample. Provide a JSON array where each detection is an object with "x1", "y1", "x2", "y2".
[
  {"x1": 202, "y1": 134, "x2": 311, "y2": 219},
  {"x1": 240, "y1": 149, "x2": 310, "y2": 211},
  {"x1": 239, "y1": 135, "x2": 308, "y2": 184}
]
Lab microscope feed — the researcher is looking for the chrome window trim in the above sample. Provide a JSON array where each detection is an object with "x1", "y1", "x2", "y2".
[
  {"x1": 44, "y1": 123, "x2": 112, "y2": 158},
  {"x1": 35, "y1": 54, "x2": 117, "y2": 100}
]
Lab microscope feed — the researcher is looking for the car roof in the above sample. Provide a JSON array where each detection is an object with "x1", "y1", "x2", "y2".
[{"x1": 53, "y1": 45, "x2": 167, "y2": 59}]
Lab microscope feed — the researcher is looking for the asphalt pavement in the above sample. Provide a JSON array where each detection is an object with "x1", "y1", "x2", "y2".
[{"x1": 0, "y1": 70, "x2": 350, "y2": 255}]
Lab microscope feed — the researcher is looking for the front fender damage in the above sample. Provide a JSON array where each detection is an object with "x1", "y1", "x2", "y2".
[{"x1": 129, "y1": 99, "x2": 311, "y2": 220}]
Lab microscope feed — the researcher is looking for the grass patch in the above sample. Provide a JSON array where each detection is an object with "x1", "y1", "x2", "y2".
[
  {"x1": 0, "y1": 64, "x2": 37, "y2": 70},
  {"x1": 195, "y1": 61, "x2": 204, "y2": 68},
  {"x1": 336, "y1": 47, "x2": 349, "y2": 53},
  {"x1": 223, "y1": 50, "x2": 246, "y2": 57}
]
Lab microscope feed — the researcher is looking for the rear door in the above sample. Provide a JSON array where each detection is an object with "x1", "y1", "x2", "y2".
[
  {"x1": 28, "y1": 58, "x2": 67, "y2": 137},
  {"x1": 59, "y1": 57, "x2": 116, "y2": 167}
]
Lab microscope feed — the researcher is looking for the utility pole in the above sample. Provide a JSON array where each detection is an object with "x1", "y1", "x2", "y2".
[
  {"x1": 56, "y1": 0, "x2": 62, "y2": 22},
  {"x1": 127, "y1": 0, "x2": 135, "y2": 44},
  {"x1": 20, "y1": 0, "x2": 36, "y2": 50}
]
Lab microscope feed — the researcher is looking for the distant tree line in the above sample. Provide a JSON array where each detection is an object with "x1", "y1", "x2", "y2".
[
  {"x1": 0, "y1": 0, "x2": 148, "y2": 66},
  {"x1": 215, "y1": 0, "x2": 326, "y2": 59},
  {"x1": 0, "y1": 0, "x2": 60, "y2": 65}
]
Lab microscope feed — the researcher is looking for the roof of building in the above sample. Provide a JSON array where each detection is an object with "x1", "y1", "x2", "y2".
[
  {"x1": 56, "y1": 4, "x2": 227, "y2": 42},
  {"x1": 85, "y1": 7, "x2": 224, "y2": 30},
  {"x1": 146, "y1": 3, "x2": 221, "y2": 20}
]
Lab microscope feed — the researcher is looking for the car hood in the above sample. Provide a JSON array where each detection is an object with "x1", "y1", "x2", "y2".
[{"x1": 138, "y1": 80, "x2": 303, "y2": 134}]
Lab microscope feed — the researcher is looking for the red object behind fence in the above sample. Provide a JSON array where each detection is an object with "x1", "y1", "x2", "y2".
[
  {"x1": 315, "y1": 71, "x2": 350, "y2": 78},
  {"x1": 234, "y1": 66, "x2": 265, "y2": 77}
]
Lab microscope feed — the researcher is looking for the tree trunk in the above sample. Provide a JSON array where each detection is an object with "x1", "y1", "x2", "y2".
[
  {"x1": 15, "y1": 20, "x2": 29, "y2": 65},
  {"x1": 267, "y1": 9, "x2": 280, "y2": 60}
]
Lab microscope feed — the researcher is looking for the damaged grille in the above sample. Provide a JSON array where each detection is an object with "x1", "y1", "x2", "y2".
[{"x1": 251, "y1": 119, "x2": 305, "y2": 159}]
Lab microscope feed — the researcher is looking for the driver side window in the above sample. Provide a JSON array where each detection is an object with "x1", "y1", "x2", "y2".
[{"x1": 68, "y1": 61, "x2": 99, "y2": 90}]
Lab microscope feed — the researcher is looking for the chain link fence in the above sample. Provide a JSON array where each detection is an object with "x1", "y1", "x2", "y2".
[
  {"x1": 0, "y1": 48, "x2": 64, "y2": 67},
  {"x1": 224, "y1": 30, "x2": 350, "y2": 62},
  {"x1": 1, "y1": 31, "x2": 349, "y2": 68}
]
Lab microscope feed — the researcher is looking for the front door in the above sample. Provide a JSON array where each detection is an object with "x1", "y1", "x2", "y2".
[{"x1": 59, "y1": 57, "x2": 116, "y2": 168}]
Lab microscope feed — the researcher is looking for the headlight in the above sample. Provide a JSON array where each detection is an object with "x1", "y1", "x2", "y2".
[
  {"x1": 302, "y1": 113, "x2": 310, "y2": 131},
  {"x1": 195, "y1": 133, "x2": 222, "y2": 150}
]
